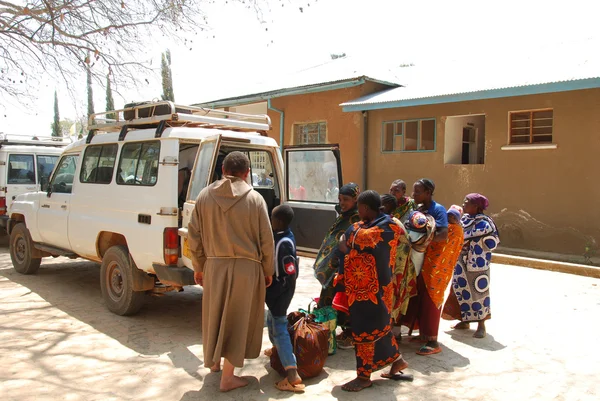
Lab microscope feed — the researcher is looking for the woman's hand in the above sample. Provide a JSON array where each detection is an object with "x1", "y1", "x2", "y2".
[{"x1": 338, "y1": 234, "x2": 349, "y2": 253}]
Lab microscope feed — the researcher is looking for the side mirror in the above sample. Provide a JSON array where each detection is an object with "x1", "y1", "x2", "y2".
[{"x1": 40, "y1": 176, "x2": 48, "y2": 192}]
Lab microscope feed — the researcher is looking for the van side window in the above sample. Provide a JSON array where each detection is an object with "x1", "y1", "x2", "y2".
[
  {"x1": 117, "y1": 141, "x2": 160, "y2": 186},
  {"x1": 50, "y1": 155, "x2": 78, "y2": 194},
  {"x1": 37, "y1": 155, "x2": 59, "y2": 185},
  {"x1": 7, "y1": 154, "x2": 35, "y2": 184},
  {"x1": 80, "y1": 144, "x2": 118, "y2": 184}
]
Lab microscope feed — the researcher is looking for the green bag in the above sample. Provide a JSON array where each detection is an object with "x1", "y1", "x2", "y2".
[{"x1": 312, "y1": 303, "x2": 338, "y2": 355}]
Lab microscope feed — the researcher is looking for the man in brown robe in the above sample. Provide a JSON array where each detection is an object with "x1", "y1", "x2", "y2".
[{"x1": 188, "y1": 151, "x2": 274, "y2": 392}]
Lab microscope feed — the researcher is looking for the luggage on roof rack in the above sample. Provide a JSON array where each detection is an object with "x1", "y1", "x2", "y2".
[{"x1": 88, "y1": 101, "x2": 271, "y2": 142}]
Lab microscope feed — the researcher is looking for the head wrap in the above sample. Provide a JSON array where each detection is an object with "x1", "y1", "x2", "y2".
[
  {"x1": 465, "y1": 193, "x2": 489, "y2": 211},
  {"x1": 417, "y1": 178, "x2": 435, "y2": 194},
  {"x1": 450, "y1": 204, "x2": 464, "y2": 215},
  {"x1": 339, "y1": 182, "x2": 360, "y2": 198},
  {"x1": 447, "y1": 208, "x2": 461, "y2": 221}
]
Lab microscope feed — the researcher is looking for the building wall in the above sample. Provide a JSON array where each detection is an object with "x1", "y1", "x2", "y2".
[
  {"x1": 267, "y1": 82, "x2": 390, "y2": 187},
  {"x1": 366, "y1": 88, "x2": 600, "y2": 255}
]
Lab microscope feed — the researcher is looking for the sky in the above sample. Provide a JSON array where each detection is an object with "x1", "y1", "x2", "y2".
[{"x1": 1, "y1": 0, "x2": 599, "y2": 136}]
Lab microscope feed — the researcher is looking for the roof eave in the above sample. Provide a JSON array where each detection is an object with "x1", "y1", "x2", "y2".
[
  {"x1": 341, "y1": 77, "x2": 600, "y2": 112},
  {"x1": 194, "y1": 77, "x2": 400, "y2": 109}
]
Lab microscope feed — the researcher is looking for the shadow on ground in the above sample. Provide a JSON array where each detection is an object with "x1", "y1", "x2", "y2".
[{"x1": 0, "y1": 241, "x2": 204, "y2": 356}]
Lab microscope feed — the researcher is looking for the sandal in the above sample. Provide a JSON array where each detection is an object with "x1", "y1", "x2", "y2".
[
  {"x1": 275, "y1": 378, "x2": 305, "y2": 393},
  {"x1": 416, "y1": 345, "x2": 442, "y2": 356},
  {"x1": 381, "y1": 372, "x2": 414, "y2": 381}
]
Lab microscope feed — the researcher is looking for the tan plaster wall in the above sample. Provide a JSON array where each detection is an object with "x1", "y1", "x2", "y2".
[
  {"x1": 366, "y1": 88, "x2": 600, "y2": 255},
  {"x1": 267, "y1": 82, "x2": 390, "y2": 186}
]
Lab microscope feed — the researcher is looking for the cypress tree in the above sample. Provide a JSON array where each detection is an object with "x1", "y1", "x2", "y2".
[
  {"x1": 52, "y1": 90, "x2": 60, "y2": 137},
  {"x1": 87, "y1": 56, "x2": 95, "y2": 124},
  {"x1": 161, "y1": 49, "x2": 175, "y2": 102},
  {"x1": 106, "y1": 74, "x2": 115, "y2": 120}
]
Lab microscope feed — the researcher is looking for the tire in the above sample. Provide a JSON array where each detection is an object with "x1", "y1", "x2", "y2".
[
  {"x1": 100, "y1": 245, "x2": 146, "y2": 316},
  {"x1": 10, "y1": 223, "x2": 41, "y2": 275}
]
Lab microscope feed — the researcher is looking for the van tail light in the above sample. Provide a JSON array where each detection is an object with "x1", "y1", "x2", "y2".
[
  {"x1": 0, "y1": 197, "x2": 6, "y2": 216},
  {"x1": 163, "y1": 227, "x2": 179, "y2": 265}
]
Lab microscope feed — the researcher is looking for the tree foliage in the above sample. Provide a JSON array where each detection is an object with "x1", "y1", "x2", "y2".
[
  {"x1": 0, "y1": 0, "x2": 278, "y2": 102},
  {"x1": 161, "y1": 49, "x2": 174, "y2": 102},
  {"x1": 106, "y1": 74, "x2": 115, "y2": 120},
  {"x1": 52, "y1": 90, "x2": 60, "y2": 137}
]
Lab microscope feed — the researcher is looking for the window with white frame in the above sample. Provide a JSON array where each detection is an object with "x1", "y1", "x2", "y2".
[
  {"x1": 509, "y1": 109, "x2": 553, "y2": 144},
  {"x1": 293, "y1": 122, "x2": 327, "y2": 145},
  {"x1": 382, "y1": 119, "x2": 436, "y2": 152}
]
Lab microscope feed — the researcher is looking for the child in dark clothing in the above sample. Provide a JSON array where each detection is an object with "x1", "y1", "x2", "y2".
[{"x1": 265, "y1": 205, "x2": 305, "y2": 392}]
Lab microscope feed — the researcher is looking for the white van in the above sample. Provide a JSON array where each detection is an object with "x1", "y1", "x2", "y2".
[
  {"x1": 8, "y1": 102, "x2": 342, "y2": 315},
  {"x1": 0, "y1": 134, "x2": 67, "y2": 234}
]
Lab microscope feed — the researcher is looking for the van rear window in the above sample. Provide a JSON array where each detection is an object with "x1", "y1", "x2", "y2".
[
  {"x1": 7, "y1": 154, "x2": 35, "y2": 184},
  {"x1": 117, "y1": 141, "x2": 160, "y2": 186}
]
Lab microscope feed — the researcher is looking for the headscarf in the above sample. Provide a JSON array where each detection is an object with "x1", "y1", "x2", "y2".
[
  {"x1": 339, "y1": 182, "x2": 360, "y2": 198},
  {"x1": 465, "y1": 193, "x2": 489, "y2": 211},
  {"x1": 417, "y1": 178, "x2": 435, "y2": 194},
  {"x1": 450, "y1": 204, "x2": 464, "y2": 215},
  {"x1": 447, "y1": 208, "x2": 461, "y2": 222}
]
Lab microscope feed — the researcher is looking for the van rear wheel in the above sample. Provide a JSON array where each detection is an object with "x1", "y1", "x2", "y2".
[
  {"x1": 100, "y1": 245, "x2": 146, "y2": 316},
  {"x1": 10, "y1": 223, "x2": 41, "y2": 275}
]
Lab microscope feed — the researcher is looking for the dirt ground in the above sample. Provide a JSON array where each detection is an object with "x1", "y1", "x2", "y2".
[{"x1": 0, "y1": 237, "x2": 599, "y2": 401}]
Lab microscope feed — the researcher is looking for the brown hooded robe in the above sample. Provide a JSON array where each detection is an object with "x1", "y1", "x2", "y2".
[{"x1": 188, "y1": 176, "x2": 274, "y2": 368}]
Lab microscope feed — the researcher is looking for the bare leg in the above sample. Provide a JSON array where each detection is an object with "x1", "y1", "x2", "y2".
[
  {"x1": 219, "y1": 359, "x2": 249, "y2": 392},
  {"x1": 474, "y1": 321, "x2": 487, "y2": 338},
  {"x1": 286, "y1": 368, "x2": 302, "y2": 386}
]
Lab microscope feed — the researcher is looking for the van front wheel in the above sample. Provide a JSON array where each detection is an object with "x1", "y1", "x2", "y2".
[
  {"x1": 10, "y1": 223, "x2": 41, "y2": 275},
  {"x1": 100, "y1": 245, "x2": 146, "y2": 316}
]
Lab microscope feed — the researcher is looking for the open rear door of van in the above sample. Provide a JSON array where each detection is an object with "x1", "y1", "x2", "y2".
[
  {"x1": 283, "y1": 144, "x2": 343, "y2": 254},
  {"x1": 180, "y1": 134, "x2": 222, "y2": 269}
]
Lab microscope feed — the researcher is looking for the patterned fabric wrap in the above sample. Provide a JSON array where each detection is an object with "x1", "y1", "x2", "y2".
[
  {"x1": 338, "y1": 213, "x2": 402, "y2": 377},
  {"x1": 313, "y1": 209, "x2": 360, "y2": 290},
  {"x1": 390, "y1": 219, "x2": 417, "y2": 320},
  {"x1": 270, "y1": 311, "x2": 330, "y2": 379},
  {"x1": 392, "y1": 198, "x2": 416, "y2": 224},
  {"x1": 449, "y1": 214, "x2": 500, "y2": 322},
  {"x1": 355, "y1": 332, "x2": 400, "y2": 379},
  {"x1": 421, "y1": 223, "x2": 465, "y2": 309}
]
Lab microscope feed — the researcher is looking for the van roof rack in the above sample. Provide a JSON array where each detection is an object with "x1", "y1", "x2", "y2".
[
  {"x1": 0, "y1": 133, "x2": 69, "y2": 147},
  {"x1": 88, "y1": 101, "x2": 272, "y2": 143}
]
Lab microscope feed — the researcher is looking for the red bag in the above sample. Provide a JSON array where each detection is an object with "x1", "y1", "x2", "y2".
[
  {"x1": 270, "y1": 311, "x2": 330, "y2": 379},
  {"x1": 332, "y1": 292, "x2": 349, "y2": 315}
]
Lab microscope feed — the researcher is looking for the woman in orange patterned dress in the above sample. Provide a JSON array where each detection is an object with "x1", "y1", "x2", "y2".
[{"x1": 336, "y1": 190, "x2": 411, "y2": 392}]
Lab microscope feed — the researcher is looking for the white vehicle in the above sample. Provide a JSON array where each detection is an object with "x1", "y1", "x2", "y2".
[
  {"x1": 8, "y1": 102, "x2": 343, "y2": 315},
  {"x1": 0, "y1": 134, "x2": 67, "y2": 234}
]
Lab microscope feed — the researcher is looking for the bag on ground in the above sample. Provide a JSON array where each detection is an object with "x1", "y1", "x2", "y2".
[{"x1": 270, "y1": 310, "x2": 330, "y2": 379}]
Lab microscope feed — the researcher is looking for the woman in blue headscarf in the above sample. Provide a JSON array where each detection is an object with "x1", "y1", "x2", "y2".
[{"x1": 442, "y1": 193, "x2": 500, "y2": 338}]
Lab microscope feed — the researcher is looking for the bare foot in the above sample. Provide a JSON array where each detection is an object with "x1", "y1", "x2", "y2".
[
  {"x1": 210, "y1": 364, "x2": 221, "y2": 373},
  {"x1": 263, "y1": 347, "x2": 274, "y2": 357},
  {"x1": 389, "y1": 357, "x2": 409, "y2": 374},
  {"x1": 342, "y1": 377, "x2": 373, "y2": 392},
  {"x1": 452, "y1": 322, "x2": 470, "y2": 330},
  {"x1": 473, "y1": 327, "x2": 487, "y2": 338},
  {"x1": 286, "y1": 368, "x2": 302, "y2": 386},
  {"x1": 220, "y1": 375, "x2": 249, "y2": 392}
]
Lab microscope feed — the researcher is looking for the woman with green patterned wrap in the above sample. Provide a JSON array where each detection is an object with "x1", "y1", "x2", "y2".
[{"x1": 313, "y1": 183, "x2": 361, "y2": 308}]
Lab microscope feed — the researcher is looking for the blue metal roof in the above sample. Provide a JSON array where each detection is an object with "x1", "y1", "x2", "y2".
[{"x1": 341, "y1": 50, "x2": 600, "y2": 111}]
